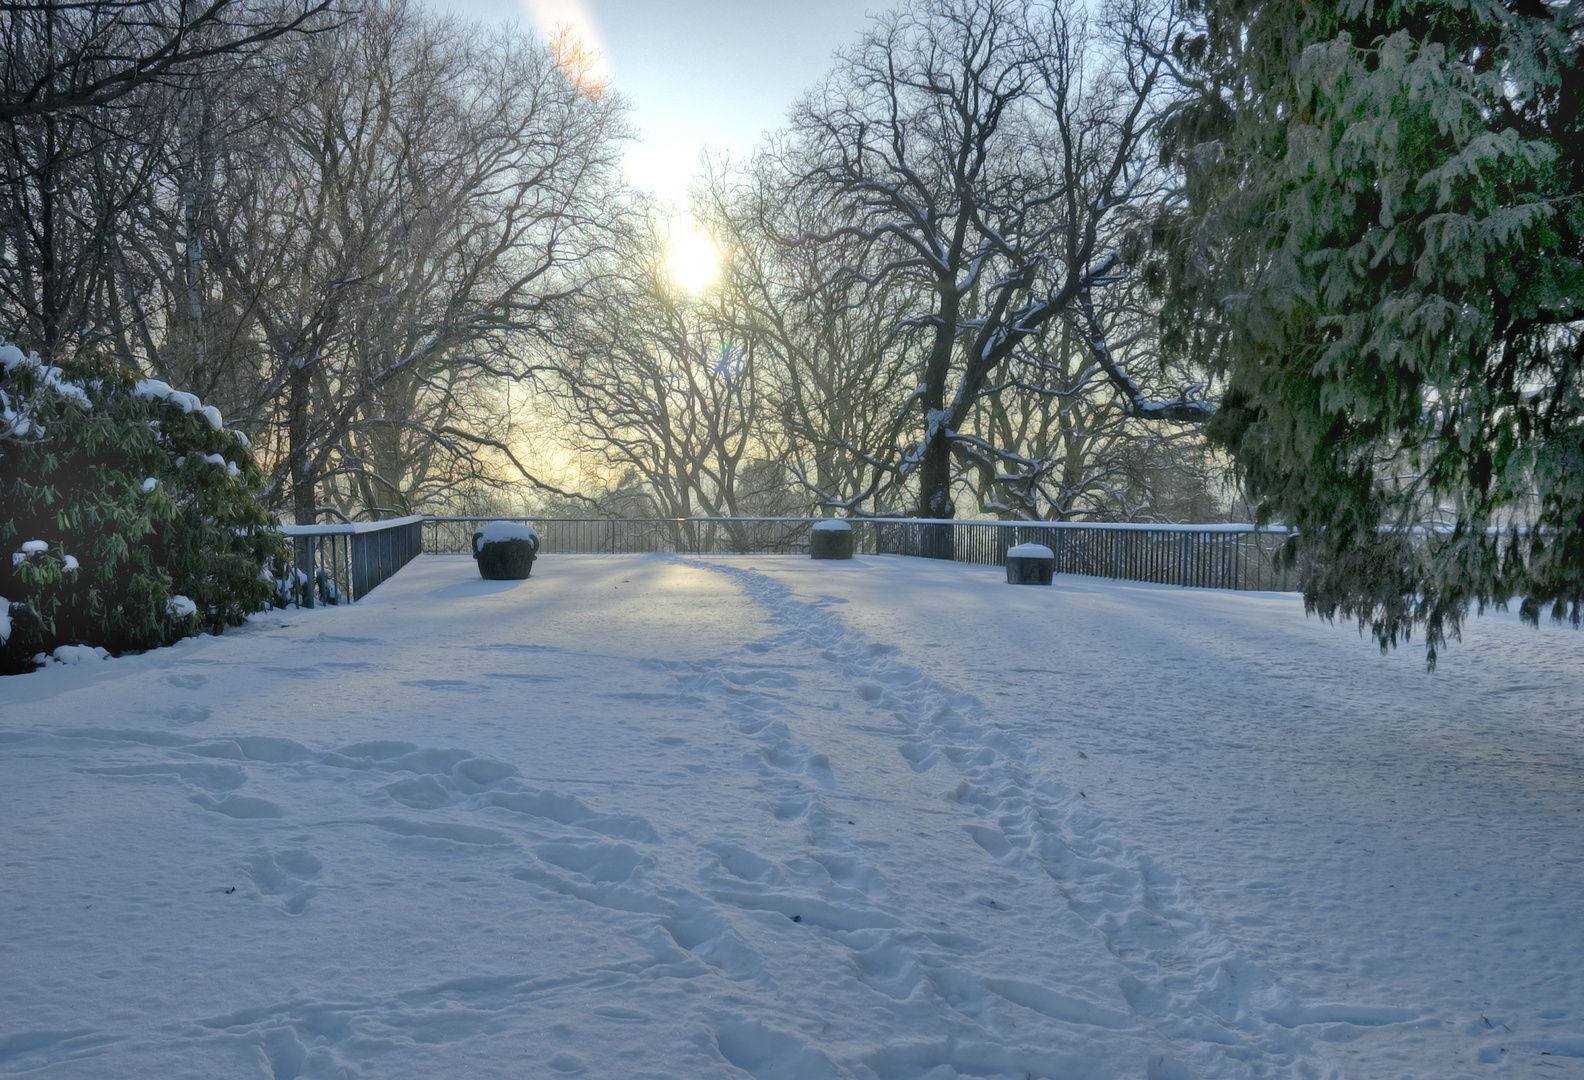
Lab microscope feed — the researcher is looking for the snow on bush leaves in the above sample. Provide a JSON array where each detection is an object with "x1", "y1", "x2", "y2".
[{"x1": 0, "y1": 343, "x2": 284, "y2": 674}]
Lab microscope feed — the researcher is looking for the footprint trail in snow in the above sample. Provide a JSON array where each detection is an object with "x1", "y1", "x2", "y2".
[
  {"x1": 673, "y1": 557, "x2": 1371, "y2": 1079},
  {"x1": 5, "y1": 553, "x2": 1572, "y2": 1079}
]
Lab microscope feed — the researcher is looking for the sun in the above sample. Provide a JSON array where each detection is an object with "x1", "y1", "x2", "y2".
[{"x1": 663, "y1": 225, "x2": 721, "y2": 297}]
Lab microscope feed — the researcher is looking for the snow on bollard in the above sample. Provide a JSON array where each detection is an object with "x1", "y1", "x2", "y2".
[
  {"x1": 809, "y1": 518, "x2": 854, "y2": 560},
  {"x1": 471, "y1": 521, "x2": 540, "y2": 580},
  {"x1": 1005, "y1": 542, "x2": 1055, "y2": 585}
]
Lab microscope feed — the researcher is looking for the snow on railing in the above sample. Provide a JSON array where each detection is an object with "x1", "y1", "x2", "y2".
[{"x1": 421, "y1": 517, "x2": 1299, "y2": 592}]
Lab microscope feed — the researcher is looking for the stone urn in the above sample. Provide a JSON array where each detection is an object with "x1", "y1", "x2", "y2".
[
  {"x1": 810, "y1": 519, "x2": 854, "y2": 560},
  {"x1": 471, "y1": 521, "x2": 540, "y2": 580},
  {"x1": 1005, "y1": 541, "x2": 1055, "y2": 585}
]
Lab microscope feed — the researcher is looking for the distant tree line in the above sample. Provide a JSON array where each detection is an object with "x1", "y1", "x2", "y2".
[
  {"x1": 549, "y1": 0, "x2": 1225, "y2": 530},
  {"x1": 2, "y1": 0, "x2": 628, "y2": 525},
  {"x1": 0, "y1": 0, "x2": 1225, "y2": 529}
]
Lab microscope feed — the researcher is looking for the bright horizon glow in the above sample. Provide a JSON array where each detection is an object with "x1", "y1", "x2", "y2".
[{"x1": 663, "y1": 224, "x2": 721, "y2": 297}]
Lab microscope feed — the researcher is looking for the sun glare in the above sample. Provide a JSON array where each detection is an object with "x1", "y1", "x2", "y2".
[
  {"x1": 521, "y1": 0, "x2": 611, "y2": 91},
  {"x1": 664, "y1": 225, "x2": 721, "y2": 297}
]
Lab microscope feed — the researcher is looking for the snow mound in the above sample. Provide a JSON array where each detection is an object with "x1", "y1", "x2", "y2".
[
  {"x1": 132, "y1": 379, "x2": 205, "y2": 416},
  {"x1": 32, "y1": 643, "x2": 110, "y2": 666},
  {"x1": 1006, "y1": 542, "x2": 1054, "y2": 558},
  {"x1": 1, "y1": 344, "x2": 91, "y2": 432},
  {"x1": 13, "y1": 540, "x2": 47, "y2": 566},
  {"x1": 812, "y1": 519, "x2": 851, "y2": 532}
]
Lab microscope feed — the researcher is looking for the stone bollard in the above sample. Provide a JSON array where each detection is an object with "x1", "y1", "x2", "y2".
[
  {"x1": 809, "y1": 519, "x2": 854, "y2": 560},
  {"x1": 472, "y1": 521, "x2": 540, "y2": 580},
  {"x1": 1004, "y1": 542, "x2": 1055, "y2": 585}
]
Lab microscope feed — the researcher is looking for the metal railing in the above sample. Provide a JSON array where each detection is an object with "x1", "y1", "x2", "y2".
[
  {"x1": 278, "y1": 516, "x2": 425, "y2": 607},
  {"x1": 862, "y1": 519, "x2": 1297, "y2": 591},
  {"x1": 422, "y1": 516, "x2": 1297, "y2": 592},
  {"x1": 423, "y1": 516, "x2": 821, "y2": 557}
]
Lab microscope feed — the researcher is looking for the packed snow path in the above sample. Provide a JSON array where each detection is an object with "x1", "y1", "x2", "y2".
[{"x1": 1, "y1": 555, "x2": 1579, "y2": 1079}]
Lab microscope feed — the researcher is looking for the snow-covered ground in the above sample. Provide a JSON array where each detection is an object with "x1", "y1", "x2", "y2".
[{"x1": 1, "y1": 553, "x2": 1579, "y2": 1080}]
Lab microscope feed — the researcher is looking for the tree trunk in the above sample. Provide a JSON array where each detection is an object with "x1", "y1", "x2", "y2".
[
  {"x1": 176, "y1": 89, "x2": 209, "y2": 377},
  {"x1": 36, "y1": 118, "x2": 60, "y2": 362},
  {"x1": 288, "y1": 361, "x2": 316, "y2": 525},
  {"x1": 913, "y1": 291, "x2": 959, "y2": 558}
]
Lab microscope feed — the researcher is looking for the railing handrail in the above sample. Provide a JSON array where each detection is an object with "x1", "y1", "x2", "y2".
[
  {"x1": 281, "y1": 514, "x2": 425, "y2": 537},
  {"x1": 279, "y1": 516, "x2": 425, "y2": 608},
  {"x1": 421, "y1": 515, "x2": 1552, "y2": 538},
  {"x1": 420, "y1": 514, "x2": 1292, "y2": 535}
]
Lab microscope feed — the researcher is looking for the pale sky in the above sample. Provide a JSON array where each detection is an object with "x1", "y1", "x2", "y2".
[{"x1": 426, "y1": 0, "x2": 882, "y2": 205}]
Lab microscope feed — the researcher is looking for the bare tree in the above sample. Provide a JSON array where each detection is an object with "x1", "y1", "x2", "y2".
[
  {"x1": 0, "y1": 0, "x2": 342, "y2": 363},
  {"x1": 701, "y1": 156, "x2": 916, "y2": 517},
  {"x1": 179, "y1": 0, "x2": 624, "y2": 522},
  {"x1": 0, "y1": 0, "x2": 340, "y2": 122},
  {"x1": 0, "y1": 81, "x2": 163, "y2": 360},
  {"x1": 711, "y1": 148, "x2": 1214, "y2": 524},
  {"x1": 779, "y1": 0, "x2": 1211, "y2": 544},
  {"x1": 962, "y1": 269, "x2": 1220, "y2": 520},
  {"x1": 549, "y1": 205, "x2": 776, "y2": 533}
]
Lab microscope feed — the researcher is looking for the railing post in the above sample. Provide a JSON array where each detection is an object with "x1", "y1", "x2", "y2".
[
  {"x1": 297, "y1": 536, "x2": 313, "y2": 609},
  {"x1": 350, "y1": 531, "x2": 362, "y2": 602}
]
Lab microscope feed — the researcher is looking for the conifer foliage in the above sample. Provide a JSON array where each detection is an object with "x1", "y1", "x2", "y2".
[
  {"x1": 0, "y1": 344, "x2": 282, "y2": 674},
  {"x1": 1160, "y1": 0, "x2": 1584, "y2": 663}
]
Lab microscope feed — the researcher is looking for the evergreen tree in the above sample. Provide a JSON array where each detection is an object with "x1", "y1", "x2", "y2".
[{"x1": 1158, "y1": 0, "x2": 1584, "y2": 664}]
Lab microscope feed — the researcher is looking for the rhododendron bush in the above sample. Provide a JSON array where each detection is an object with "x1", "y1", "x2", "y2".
[{"x1": 0, "y1": 344, "x2": 282, "y2": 673}]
